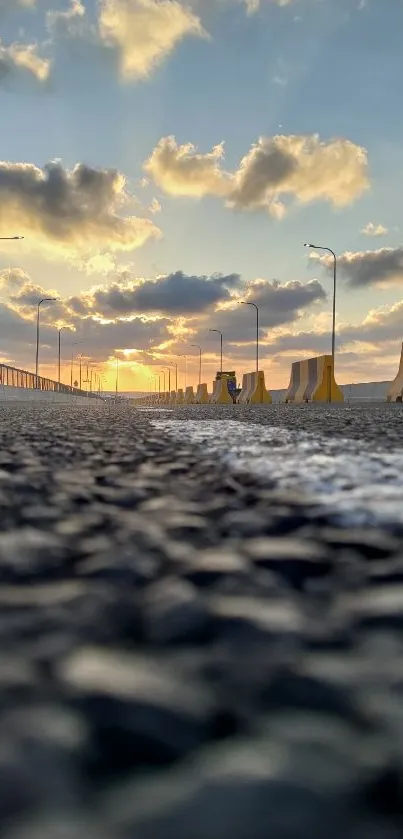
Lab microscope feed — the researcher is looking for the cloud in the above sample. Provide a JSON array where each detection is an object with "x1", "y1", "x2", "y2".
[
  {"x1": 99, "y1": 0, "x2": 206, "y2": 80},
  {"x1": 0, "y1": 267, "x2": 172, "y2": 369},
  {"x1": 0, "y1": 41, "x2": 50, "y2": 86},
  {"x1": 361, "y1": 222, "x2": 388, "y2": 238},
  {"x1": 0, "y1": 268, "x2": 327, "y2": 374},
  {"x1": 46, "y1": 0, "x2": 86, "y2": 37},
  {"x1": 49, "y1": 0, "x2": 206, "y2": 82},
  {"x1": 266, "y1": 299, "x2": 403, "y2": 358},
  {"x1": 145, "y1": 133, "x2": 369, "y2": 217},
  {"x1": 241, "y1": 0, "x2": 297, "y2": 12},
  {"x1": 92, "y1": 271, "x2": 241, "y2": 316},
  {"x1": 0, "y1": 159, "x2": 160, "y2": 262},
  {"x1": 145, "y1": 137, "x2": 229, "y2": 198},
  {"x1": 323, "y1": 247, "x2": 403, "y2": 288},
  {"x1": 195, "y1": 278, "x2": 327, "y2": 344},
  {"x1": 148, "y1": 198, "x2": 162, "y2": 214},
  {"x1": 342, "y1": 300, "x2": 403, "y2": 344}
]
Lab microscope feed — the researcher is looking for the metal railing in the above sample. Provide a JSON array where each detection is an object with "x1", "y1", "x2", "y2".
[{"x1": 0, "y1": 362, "x2": 101, "y2": 398}]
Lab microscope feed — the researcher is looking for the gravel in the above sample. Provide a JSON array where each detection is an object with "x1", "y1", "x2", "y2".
[{"x1": 1, "y1": 401, "x2": 403, "y2": 838}]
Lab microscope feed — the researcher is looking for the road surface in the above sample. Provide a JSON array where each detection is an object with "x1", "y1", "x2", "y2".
[{"x1": 1, "y1": 402, "x2": 403, "y2": 839}]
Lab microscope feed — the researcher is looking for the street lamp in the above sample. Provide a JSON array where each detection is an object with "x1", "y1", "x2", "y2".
[
  {"x1": 191, "y1": 344, "x2": 202, "y2": 386},
  {"x1": 71, "y1": 341, "x2": 83, "y2": 388},
  {"x1": 0, "y1": 236, "x2": 24, "y2": 241},
  {"x1": 160, "y1": 370, "x2": 166, "y2": 393},
  {"x1": 35, "y1": 298, "x2": 58, "y2": 382},
  {"x1": 240, "y1": 302, "x2": 259, "y2": 374},
  {"x1": 178, "y1": 354, "x2": 187, "y2": 389},
  {"x1": 78, "y1": 353, "x2": 85, "y2": 391},
  {"x1": 209, "y1": 329, "x2": 223, "y2": 375},
  {"x1": 115, "y1": 357, "x2": 119, "y2": 399},
  {"x1": 169, "y1": 361, "x2": 178, "y2": 392},
  {"x1": 304, "y1": 243, "x2": 337, "y2": 377},
  {"x1": 162, "y1": 366, "x2": 171, "y2": 392},
  {"x1": 58, "y1": 326, "x2": 70, "y2": 386}
]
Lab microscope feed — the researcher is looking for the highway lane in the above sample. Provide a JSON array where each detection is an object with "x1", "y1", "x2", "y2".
[
  {"x1": 1, "y1": 402, "x2": 403, "y2": 839},
  {"x1": 152, "y1": 405, "x2": 403, "y2": 530}
]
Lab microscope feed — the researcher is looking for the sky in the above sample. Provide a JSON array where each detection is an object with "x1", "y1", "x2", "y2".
[{"x1": 0, "y1": 0, "x2": 403, "y2": 393}]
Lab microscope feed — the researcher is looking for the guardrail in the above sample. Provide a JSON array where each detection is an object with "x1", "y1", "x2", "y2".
[{"x1": 0, "y1": 362, "x2": 101, "y2": 399}]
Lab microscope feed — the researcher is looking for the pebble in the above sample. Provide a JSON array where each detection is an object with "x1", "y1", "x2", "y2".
[
  {"x1": 142, "y1": 577, "x2": 211, "y2": 644},
  {"x1": 103, "y1": 725, "x2": 400, "y2": 839},
  {"x1": 58, "y1": 647, "x2": 213, "y2": 769},
  {"x1": 181, "y1": 548, "x2": 249, "y2": 588},
  {"x1": 244, "y1": 537, "x2": 333, "y2": 589}
]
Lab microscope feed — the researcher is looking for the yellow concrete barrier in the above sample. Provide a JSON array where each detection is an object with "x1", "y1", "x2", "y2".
[
  {"x1": 185, "y1": 386, "x2": 195, "y2": 404},
  {"x1": 387, "y1": 343, "x2": 403, "y2": 402},
  {"x1": 237, "y1": 373, "x2": 253, "y2": 404},
  {"x1": 210, "y1": 376, "x2": 233, "y2": 404},
  {"x1": 237, "y1": 371, "x2": 271, "y2": 404},
  {"x1": 248, "y1": 371, "x2": 272, "y2": 404},
  {"x1": 196, "y1": 383, "x2": 209, "y2": 404},
  {"x1": 176, "y1": 388, "x2": 184, "y2": 405},
  {"x1": 285, "y1": 355, "x2": 343, "y2": 403}
]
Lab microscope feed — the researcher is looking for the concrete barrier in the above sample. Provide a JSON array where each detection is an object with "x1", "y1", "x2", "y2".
[
  {"x1": 185, "y1": 386, "x2": 195, "y2": 404},
  {"x1": 248, "y1": 371, "x2": 272, "y2": 404},
  {"x1": 285, "y1": 355, "x2": 343, "y2": 403},
  {"x1": 387, "y1": 343, "x2": 403, "y2": 402},
  {"x1": 237, "y1": 372, "x2": 271, "y2": 404},
  {"x1": 176, "y1": 388, "x2": 184, "y2": 405},
  {"x1": 169, "y1": 391, "x2": 177, "y2": 406},
  {"x1": 195, "y1": 383, "x2": 209, "y2": 404},
  {"x1": 237, "y1": 373, "x2": 253, "y2": 404},
  {"x1": 210, "y1": 376, "x2": 233, "y2": 405}
]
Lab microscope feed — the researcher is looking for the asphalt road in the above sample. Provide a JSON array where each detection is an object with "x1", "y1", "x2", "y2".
[{"x1": 1, "y1": 402, "x2": 403, "y2": 839}]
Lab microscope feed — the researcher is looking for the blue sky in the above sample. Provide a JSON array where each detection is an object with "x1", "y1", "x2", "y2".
[{"x1": 0, "y1": 0, "x2": 402, "y2": 390}]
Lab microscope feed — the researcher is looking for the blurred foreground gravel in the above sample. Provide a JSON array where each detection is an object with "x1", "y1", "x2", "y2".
[{"x1": 1, "y1": 402, "x2": 403, "y2": 839}]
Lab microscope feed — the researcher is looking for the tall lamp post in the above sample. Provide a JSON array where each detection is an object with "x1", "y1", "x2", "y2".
[
  {"x1": 160, "y1": 370, "x2": 166, "y2": 393},
  {"x1": 169, "y1": 361, "x2": 178, "y2": 392},
  {"x1": 58, "y1": 326, "x2": 69, "y2": 386},
  {"x1": 78, "y1": 353, "x2": 84, "y2": 391},
  {"x1": 115, "y1": 357, "x2": 119, "y2": 399},
  {"x1": 71, "y1": 342, "x2": 83, "y2": 388},
  {"x1": 162, "y1": 366, "x2": 171, "y2": 393},
  {"x1": 35, "y1": 297, "x2": 58, "y2": 383},
  {"x1": 240, "y1": 301, "x2": 259, "y2": 375},
  {"x1": 209, "y1": 329, "x2": 223, "y2": 375},
  {"x1": 304, "y1": 243, "x2": 337, "y2": 380},
  {"x1": 178, "y1": 354, "x2": 187, "y2": 389},
  {"x1": 191, "y1": 344, "x2": 202, "y2": 387}
]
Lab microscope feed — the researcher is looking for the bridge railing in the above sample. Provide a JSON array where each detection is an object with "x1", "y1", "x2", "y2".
[{"x1": 0, "y1": 362, "x2": 100, "y2": 399}]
